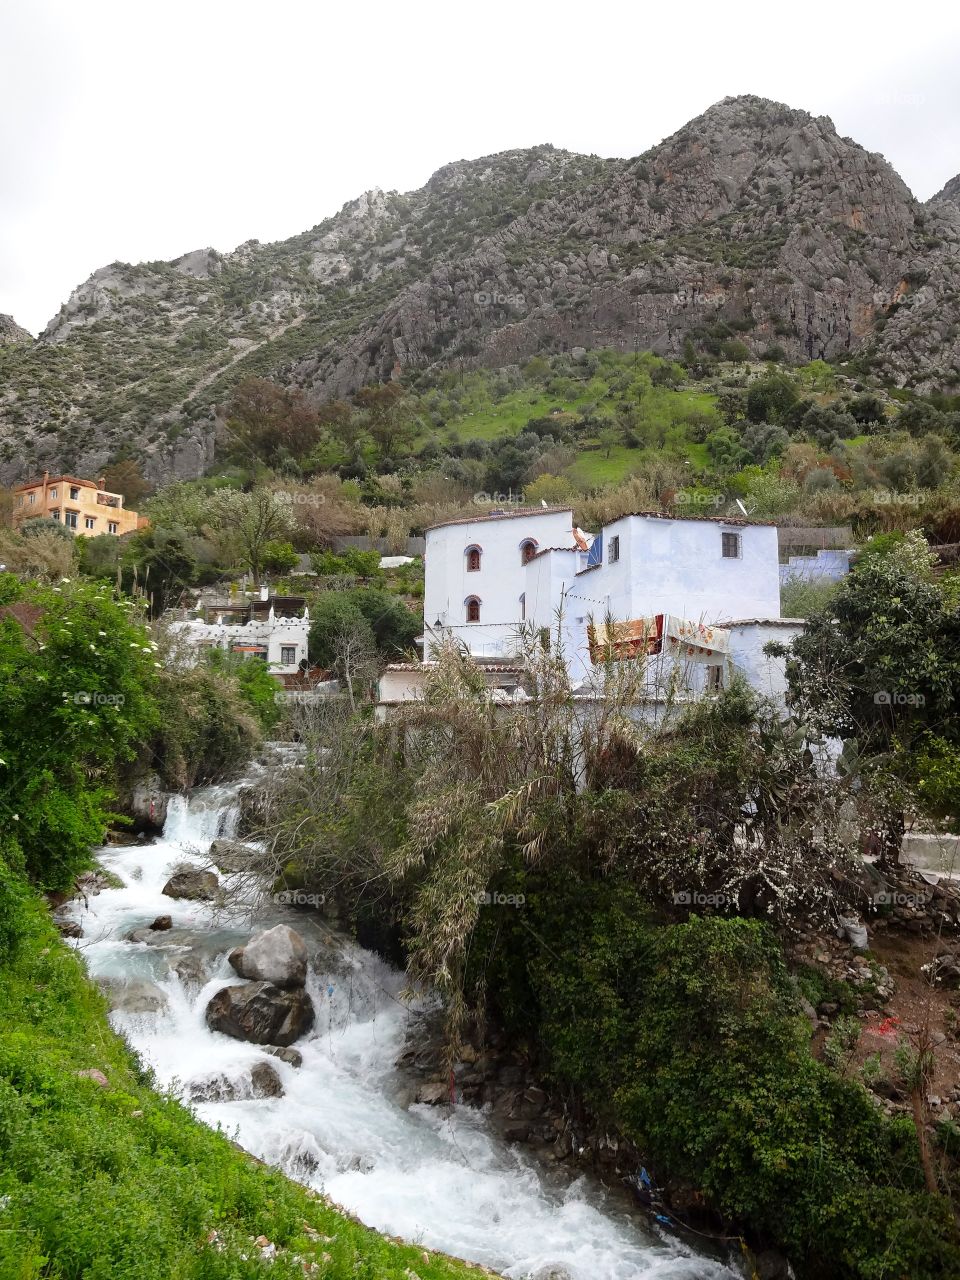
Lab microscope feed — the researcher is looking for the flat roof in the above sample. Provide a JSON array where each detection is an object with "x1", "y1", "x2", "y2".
[
  {"x1": 720, "y1": 617, "x2": 805, "y2": 627},
  {"x1": 604, "y1": 510, "x2": 775, "y2": 528}
]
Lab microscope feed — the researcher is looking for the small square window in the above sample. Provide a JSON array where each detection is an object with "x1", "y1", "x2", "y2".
[
  {"x1": 84, "y1": 516, "x2": 96, "y2": 529},
  {"x1": 608, "y1": 535, "x2": 620, "y2": 563},
  {"x1": 108, "y1": 521, "x2": 118, "y2": 534},
  {"x1": 721, "y1": 532, "x2": 741, "y2": 559},
  {"x1": 64, "y1": 511, "x2": 78, "y2": 529},
  {"x1": 69, "y1": 486, "x2": 80, "y2": 500},
  {"x1": 28, "y1": 493, "x2": 36, "y2": 505},
  {"x1": 50, "y1": 488, "x2": 57, "y2": 499},
  {"x1": 281, "y1": 645, "x2": 296, "y2": 665}
]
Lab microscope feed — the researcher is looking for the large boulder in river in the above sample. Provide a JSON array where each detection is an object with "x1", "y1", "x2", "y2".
[
  {"x1": 187, "y1": 1060, "x2": 284, "y2": 1102},
  {"x1": 162, "y1": 867, "x2": 220, "y2": 901},
  {"x1": 229, "y1": 925, "x2": 308, "y2": 988},
  {"x1": 205, "y1": 982, "x2": 314, "y2": 1046}
]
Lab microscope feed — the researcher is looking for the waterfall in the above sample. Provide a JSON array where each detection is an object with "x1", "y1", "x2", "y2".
[{"x1": 65, "y1": 776, "x2": 737, "y2": 1280}]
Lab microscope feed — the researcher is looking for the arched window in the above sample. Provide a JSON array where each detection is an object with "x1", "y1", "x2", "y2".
[
  {"x1": 465, "y1": 596, "x2": 481, "y2": 623},
  {"x1": 465, "y1": 545, "x2": 482, "y2": 572},
  {"x1": 520, "y1": 538, "x2": 538, "y2": 565}
]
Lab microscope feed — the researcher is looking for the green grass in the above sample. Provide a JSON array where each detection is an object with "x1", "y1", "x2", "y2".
[
  {"x1": 0, "y1": 896, "x2": 491, "y2": 1280},
  {"x1": 563, "y1": 446, "x2": 641, "y2": 486}
]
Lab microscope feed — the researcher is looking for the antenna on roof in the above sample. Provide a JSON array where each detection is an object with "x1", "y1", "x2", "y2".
[{"x1": 735, "y1": 499, "x2": 749, "y2": 518}]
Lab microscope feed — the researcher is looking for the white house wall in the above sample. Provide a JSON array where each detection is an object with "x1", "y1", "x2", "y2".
[{"x1": 424, "y1": 509, "x2": 578, "y2": 659}]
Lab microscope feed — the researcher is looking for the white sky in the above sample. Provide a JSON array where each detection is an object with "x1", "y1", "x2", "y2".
[{"x1": 2, "y1": 0, "x2": 959, "y2": 335}]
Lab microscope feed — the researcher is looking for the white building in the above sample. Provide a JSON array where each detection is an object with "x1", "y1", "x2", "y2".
[
  {"x1": 167, "y1": 593, "x2": 310, "y2": 676},
  {"x1": 384, "y1": 507, "x2": 802, "y2": 708}
]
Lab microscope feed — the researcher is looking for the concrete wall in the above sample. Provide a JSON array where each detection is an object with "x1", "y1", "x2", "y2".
[
  {"x1": 780, "y1": 548, "x2": 852, "y2": 584},
  {"x1": 727, "y1": 622, "x2": 804, "y2": 701}
]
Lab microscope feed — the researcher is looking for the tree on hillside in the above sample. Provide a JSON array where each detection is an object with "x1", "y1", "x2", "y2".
[
  {"x1": 209, "y1": 488, "x2": 295, "y2": 587},
  {"x1": 101, "y1": 459, "x2": 152, "y2": 506},
  {"x1": 223, "y1": 377, "x2": 321, "y2": 467},
  {"x1": 746, "y1": 372, "x2": 800, "y2": 425},
  {"x1": 354, "y1": 383, "x2": 415, "y2": 460}
]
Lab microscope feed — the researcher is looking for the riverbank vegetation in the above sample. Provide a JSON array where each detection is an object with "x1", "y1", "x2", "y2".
[
  {"x1": 256, "y1": 541, "x2": 960, "y2": 1279},
  {"x1": 0, "y1": 569, "x2": 488, "y2": 1280}
]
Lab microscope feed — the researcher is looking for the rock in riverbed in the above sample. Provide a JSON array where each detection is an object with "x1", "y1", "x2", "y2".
[
  {"x1": 162, "y1": 867, "x2": 220, "y2": 901},
  {"x1": 188, "y1": 1060, "x2": 284, "y2": 1101},
  {"x1": 205, "y1": 981, "x2": 314, "y2": 1046},
  {"x1": 229, "y1": 924, "x2": 308, "y2": 988}
]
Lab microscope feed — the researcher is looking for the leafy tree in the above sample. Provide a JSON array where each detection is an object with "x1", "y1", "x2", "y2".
[
  {"x1": 705, "y1": 426, "x2": 749, "y2": 471},
  {"x1": 745, "y1": 372, "x2": 799, "y2": 424},
  {"x1": 775, "y1": 535, "x2": 960, "y2": 857},
  {"x1": 740, "y1": 422, "x2": 789, "y2": 464},
  {"x1": 223, "y1": 377, "x2": 321, "y2": 466},
  {"x1": 209, "y1": 488, "x2": 295, "y2": 587},
  {"x1": 350, "y1": 587, "x2": 420, "y2": 658},
  {"x1": 354, "y1": 383, "x2": 415, "y2": 461},
  {"x1": 206, "y1": 649, "x2": 282, "y2": 731},
  {"x1": 100, "y1": 458, "x2": 152, "y2": 505},
  {"x1": 260, "y1": 540, "x2": 299, "y2": 575},
  {"x1": 846, "y1": 393, "x2": 886, "y2": 427},
  {"x1": 308, "y1": 593, "x2": 372, "y2": 668},
  {"x1": 0, "y1": 575, "x2": 158, "y2": 898},
  {"x1": 122, "y1": 527, "x2": 197, "y2": 614}
]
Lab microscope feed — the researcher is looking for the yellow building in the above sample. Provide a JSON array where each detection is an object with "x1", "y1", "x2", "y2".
[{"x1": 12, "y1": 472, "x2": 147, "y2": 538}]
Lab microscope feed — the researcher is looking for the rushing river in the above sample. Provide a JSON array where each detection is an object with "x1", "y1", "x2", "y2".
[{"x1": 65, "y1": 772, "x2": 739, "y2": 1280}]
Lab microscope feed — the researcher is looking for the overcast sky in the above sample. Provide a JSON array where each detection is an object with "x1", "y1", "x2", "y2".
[{"x1": 2, "y1": 0, "x2": 959, "y2": 335}]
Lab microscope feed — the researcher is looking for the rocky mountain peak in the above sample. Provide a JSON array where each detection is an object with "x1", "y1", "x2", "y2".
[
  {"x1": 930, "y1": 174, "x2": 960, "y2": 208},
  {"x1": 2, "y1": 96, "x2": 958, "y2": 486}
]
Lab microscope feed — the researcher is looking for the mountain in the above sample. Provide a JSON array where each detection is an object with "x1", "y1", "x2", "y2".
[
  {"x1": 931, "y1": 174, "x2": 960, "y2": 208},
  {"x1": 2, "y1": 95, "x2": 959, "y2": 486},
  {"x1": 0, "y1": 314, "x2": 31, "y2": 346}
]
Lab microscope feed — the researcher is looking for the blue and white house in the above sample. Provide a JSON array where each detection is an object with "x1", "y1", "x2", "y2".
[{"x1": 378, "y1": 506, "x2": 803, "y2": 709}]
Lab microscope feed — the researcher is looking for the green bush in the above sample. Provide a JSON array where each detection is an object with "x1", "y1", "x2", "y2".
[
  {"x1": 149, "y1": 663, "x2": 261, "y2": 790},
  {"x1": 207, "y1": 650, "x2": 283, "y2": 732},
  {"x1": 485, "y1": 887, "x2": 960, "y2": 1278},
  {"x1": 0, "y1": 576, "x2": 158, "y2": 894}
]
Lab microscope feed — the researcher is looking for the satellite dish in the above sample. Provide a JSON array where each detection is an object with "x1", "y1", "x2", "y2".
[{"x1": 735, "y1": 499, "x2": 749, "y2": 517}]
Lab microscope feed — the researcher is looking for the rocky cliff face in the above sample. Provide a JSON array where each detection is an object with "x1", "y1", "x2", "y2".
[
  {"x1": 2, "y1": 96, "x2": 958, "y2": 485},
  {"x1": 0, "y1": 314, "x2": 31, "y2": 346}
]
